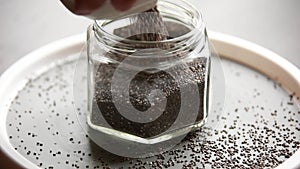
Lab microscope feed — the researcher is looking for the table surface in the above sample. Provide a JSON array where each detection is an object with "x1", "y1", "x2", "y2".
[{"x1": 0, "y1": 0, "x2": 299, "y2": 168}]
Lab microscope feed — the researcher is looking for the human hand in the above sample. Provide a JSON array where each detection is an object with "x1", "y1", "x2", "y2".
[{"x1": 61, "y1": 0, "x2": 137, "y2": 15}]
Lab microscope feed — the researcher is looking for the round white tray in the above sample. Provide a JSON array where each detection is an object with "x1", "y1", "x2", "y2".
[{"x1": 0, "y1": 32, "x2": 299, "y2": 169}]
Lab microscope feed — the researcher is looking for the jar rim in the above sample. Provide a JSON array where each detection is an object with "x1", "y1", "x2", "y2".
[{"x1": 94, "y1": 0, "x2": 204, "y2": 45}]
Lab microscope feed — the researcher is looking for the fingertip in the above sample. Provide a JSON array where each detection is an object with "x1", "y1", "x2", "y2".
[
  {"x1": 111, "y1": 0, "x2": 137, "y2": 12},
  {"x1": 74, "y1": 0, "x2": 106, "y2": 15},
  {"x1": 60, "y1": 0, "x2": 75, "y2": 12}
]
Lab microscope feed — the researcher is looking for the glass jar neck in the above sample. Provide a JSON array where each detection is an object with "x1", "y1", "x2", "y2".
[{"x1": 91, "y1": 0, "x2": 206, "y2": 58}]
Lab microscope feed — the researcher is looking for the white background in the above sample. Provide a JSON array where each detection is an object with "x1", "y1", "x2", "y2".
[{"x1": 0, "y1": 0, "x2": 299, "y2": 74}]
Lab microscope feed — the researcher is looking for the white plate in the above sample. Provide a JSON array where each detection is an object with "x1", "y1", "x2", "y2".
[{"x1": 0, "y1": 32, "x2": 299, "y2": 168}]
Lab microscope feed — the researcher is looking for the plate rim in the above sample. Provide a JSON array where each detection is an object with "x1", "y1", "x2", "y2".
[{"x1": 0, "y1": 32, "x2": 299, "y2": 169}]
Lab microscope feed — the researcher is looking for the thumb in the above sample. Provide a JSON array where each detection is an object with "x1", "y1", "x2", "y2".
[
  {"x1": 111, "y1": 0, "x2": 136, "y2": 12},
  {"x1": 61, "y1": 0, "x2": 106, "y2": 15}
]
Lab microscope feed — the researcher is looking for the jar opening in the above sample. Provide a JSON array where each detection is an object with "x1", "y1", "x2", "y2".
[{"x1": 94, "y1": 0, "x2": 204, "y2": 46}]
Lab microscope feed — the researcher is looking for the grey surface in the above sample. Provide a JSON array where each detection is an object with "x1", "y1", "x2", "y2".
[{"x1": 0, "y1": 0, "x2": 299, "y2": 74}]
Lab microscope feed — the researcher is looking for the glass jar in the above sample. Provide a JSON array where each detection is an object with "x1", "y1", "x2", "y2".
[{"x1": 87, "y1": 0, "x2": 210, "y2": 147}]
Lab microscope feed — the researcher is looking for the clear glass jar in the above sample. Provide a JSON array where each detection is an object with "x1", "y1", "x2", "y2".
[{"x1": 87, "y1": 0, "x2": 210, "y2": 146}]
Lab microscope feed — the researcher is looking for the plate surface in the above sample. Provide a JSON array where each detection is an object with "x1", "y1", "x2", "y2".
[{"x1": 0, "y1": 32, "x2": 299, "y2": 169}]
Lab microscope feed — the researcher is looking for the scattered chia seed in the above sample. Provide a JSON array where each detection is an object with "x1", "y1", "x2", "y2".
[{"x1": 4, "y1": 41, "x2": 300, "y2": 168}]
